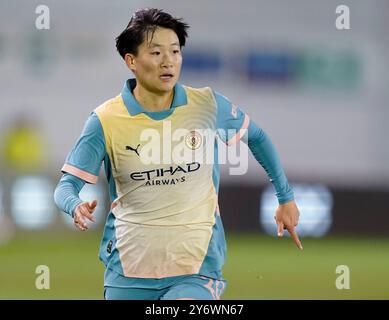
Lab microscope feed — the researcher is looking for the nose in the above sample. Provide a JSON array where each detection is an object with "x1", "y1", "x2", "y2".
[{"x1": 161, "y1": 52, "x2": 174, "y2": 68}]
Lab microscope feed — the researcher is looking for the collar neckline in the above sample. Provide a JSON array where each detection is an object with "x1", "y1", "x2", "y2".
[{"x1": 121, "y1": 78, "x2": 188, "y2": 116}]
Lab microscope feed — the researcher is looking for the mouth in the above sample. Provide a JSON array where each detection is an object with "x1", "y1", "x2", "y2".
[{"x1": 160, "y1": 73, "x2": 174, "y2": 81}]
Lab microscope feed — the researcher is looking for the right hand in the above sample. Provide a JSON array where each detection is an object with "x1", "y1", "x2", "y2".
[{"x1": 73, "y1": 200, "x2": 97, "y2": 231}]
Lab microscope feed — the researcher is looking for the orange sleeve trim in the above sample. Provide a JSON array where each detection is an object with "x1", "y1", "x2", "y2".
[
  {"x1": 61, "y1": 164, "x2": 98, "y2": 184},
  {"x1": 226, "y1": 114, "x2": 250, "y2": 146}
]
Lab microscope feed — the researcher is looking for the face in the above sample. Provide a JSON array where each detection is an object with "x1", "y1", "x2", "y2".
[{"x1": 125, "y1": 27, "x2": 182, "y2": 94}]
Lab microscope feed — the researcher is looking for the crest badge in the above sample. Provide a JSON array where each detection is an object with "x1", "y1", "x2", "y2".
[{"x1": 185, "y1": 130, "x2": 202, "y2": 150}]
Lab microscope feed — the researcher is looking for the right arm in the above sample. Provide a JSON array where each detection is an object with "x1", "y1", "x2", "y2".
[
  {"x1": 54, "y1": 173, "x2": 85, "y2": 217},
  {"x1": 53, "y1": 112, "x2": 105, "y2": 230}
]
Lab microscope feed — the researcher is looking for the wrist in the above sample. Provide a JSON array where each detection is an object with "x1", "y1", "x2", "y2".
[
  {"x1": 278, "y1": 199, "x2": 295, "y2": 207},
  {"x1": 70, "y1": 199, "x2": 83, "y2": 218}
]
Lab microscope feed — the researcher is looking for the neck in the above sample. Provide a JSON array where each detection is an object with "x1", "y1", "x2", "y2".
[{"x1": 133, "y1": 83, "x2": 174, "y2": 112}]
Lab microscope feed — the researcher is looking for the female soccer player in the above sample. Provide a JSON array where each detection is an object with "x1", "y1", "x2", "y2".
[{"x1": 54, "y1": 8, "x2": 302, "y2": 300}]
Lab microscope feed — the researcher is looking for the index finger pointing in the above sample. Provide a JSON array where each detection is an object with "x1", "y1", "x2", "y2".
[{"x1": 287, "y1": 226, "x2": 303, "y2": 250}]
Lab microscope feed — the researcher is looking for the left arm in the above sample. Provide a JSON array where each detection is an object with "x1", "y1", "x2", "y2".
[
  {"x1": 214, "y1": 90, "x2": 302, "y2": 250},
  {"x1": 247, "y1": 120, "x2": 303, "y2": 250}
]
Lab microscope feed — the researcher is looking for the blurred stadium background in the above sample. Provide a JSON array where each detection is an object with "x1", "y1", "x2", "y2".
[{"x1": 0, "y1": 0, "x2": 388, "y2": 299}]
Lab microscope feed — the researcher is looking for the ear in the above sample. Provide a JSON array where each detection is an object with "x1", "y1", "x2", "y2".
[{"x1": 124, "y1": 53, "x2": 136, "y2": 72}]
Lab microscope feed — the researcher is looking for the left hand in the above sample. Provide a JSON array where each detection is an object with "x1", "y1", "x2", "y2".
[{"x1": 274, "y1": 200, "x2": 303, "y2": 250}]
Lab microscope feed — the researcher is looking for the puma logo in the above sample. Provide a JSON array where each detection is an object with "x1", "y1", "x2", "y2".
[{"x1": 125, "y1": 144, "x2": 140, "y2": 156}]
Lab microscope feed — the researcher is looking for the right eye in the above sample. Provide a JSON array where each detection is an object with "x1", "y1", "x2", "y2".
[{"x1": 151, "y1": 52, "x2": 160, "y2": 55}]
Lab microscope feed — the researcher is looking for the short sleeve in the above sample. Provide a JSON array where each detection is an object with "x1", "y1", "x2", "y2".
[
  {"x1": 61, "y1": 112, "x2": 105, "y2": 184},
  {"x1": 214, "y1": 91, "x2": 250, "y2": 145}
]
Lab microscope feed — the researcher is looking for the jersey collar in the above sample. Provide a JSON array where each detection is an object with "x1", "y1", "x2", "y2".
[{"x1": 121, "y1": 78, "x2": 188, "y2": 116}]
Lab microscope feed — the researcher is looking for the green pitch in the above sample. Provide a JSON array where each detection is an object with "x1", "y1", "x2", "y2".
[{"x1": 0, "y1": 231, "x2": 388, "y2": 299}]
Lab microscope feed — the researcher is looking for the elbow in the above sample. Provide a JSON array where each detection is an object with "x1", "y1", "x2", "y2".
[
  {"x1": 247, "y1": 122, "x2": 266, "y2": 146},
  {"x1": 53, "y1": 181, "x2": 62, "y2": 209}
]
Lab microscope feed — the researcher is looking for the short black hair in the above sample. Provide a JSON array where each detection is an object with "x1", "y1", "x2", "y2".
[{"x1": 116, "y1": 8, "x2": 189, "y2": 59}]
